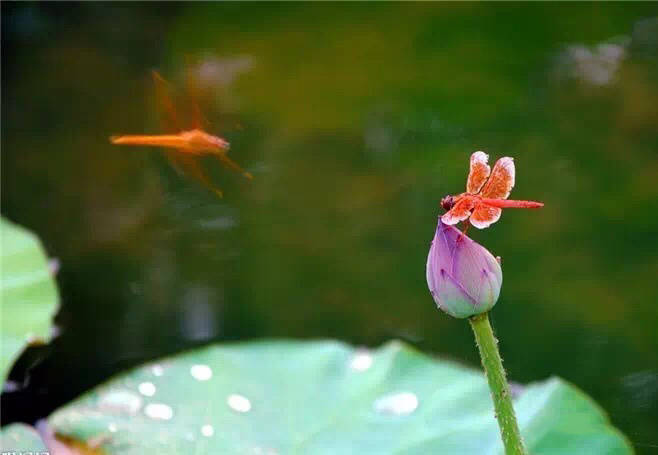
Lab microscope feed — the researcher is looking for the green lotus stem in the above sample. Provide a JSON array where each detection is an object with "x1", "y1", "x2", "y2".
[{"x1": 469, "y1": 312, "x2": 527, "y2": 455}]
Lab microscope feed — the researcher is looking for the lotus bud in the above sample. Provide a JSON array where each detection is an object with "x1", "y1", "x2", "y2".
[{"x1": 426, "y1": 218, "x2": 502, "y2": 318}]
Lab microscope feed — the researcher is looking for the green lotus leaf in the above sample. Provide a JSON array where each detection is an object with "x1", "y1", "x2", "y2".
[
  {"x1": 49, "y1": 340, "x2": 631, "y2": 454},
  {"x1": 1, "y1": 218, "x2": 58, "y2": 383},
  {"x1": 0, "y1": 423, "x2": 48, "y2": 453}
]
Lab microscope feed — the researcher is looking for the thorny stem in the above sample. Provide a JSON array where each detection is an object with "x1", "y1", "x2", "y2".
[{"x1": 469, "y1": 312, "x2": 527, "y2": 455}]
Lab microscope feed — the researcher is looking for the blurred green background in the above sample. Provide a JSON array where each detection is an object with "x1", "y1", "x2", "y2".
[{"x1": 2, "y1": 3, "x2": 657, "y2": 452}]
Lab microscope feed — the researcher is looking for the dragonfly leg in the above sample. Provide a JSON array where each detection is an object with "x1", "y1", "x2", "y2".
[
  {"x1": 461, "y1": 220, "x2": 471, "y2": 236},
  {"x1": 216, "y1": 153, "x2": 253, "y2": 180}
]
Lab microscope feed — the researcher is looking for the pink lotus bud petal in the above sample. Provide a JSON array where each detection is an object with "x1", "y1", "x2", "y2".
[{"x1": 426, "y1": 219, "x2": 502, "y2": 318}]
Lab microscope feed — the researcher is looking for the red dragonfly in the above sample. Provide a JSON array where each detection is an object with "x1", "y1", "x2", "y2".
[
  {"x1": 441, "y1": 151, "x2": 543, "y2": 229},
  {"x1": 111, "y1": 71, "x2": 252, "y2": 197}
]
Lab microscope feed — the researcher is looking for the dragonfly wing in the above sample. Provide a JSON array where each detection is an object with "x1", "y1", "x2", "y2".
[
  {"x1": 467, "y1": 151, "x2": 491, "y2": 194},
  {"x1": 441, "y1": 197, "x2": 475, "y2": 225},
  {"x1": 480, "y1": 156, "x2": 515, "y2": 199},
  {"x1": 184, "y1": 68, "x2": 211, "y2": 130},
  {"x1": 165, "y1": 151, "x2": 223, "y2": 197},
  {"x1": 153, "y1": 71, "x2": 184, "y2": 133},
  {"x1": 470, "y1": 202, "x2": 502, "y2": 229}
]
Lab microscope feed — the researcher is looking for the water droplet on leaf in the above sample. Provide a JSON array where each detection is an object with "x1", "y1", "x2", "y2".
[
  {"x1": 201, "y1": 424, "x2": 214, "y2": 437},
  {"x1": 227, "y1": 393, "x2": 251, "y2": 413},
  {"x1": 349, "y1": 349, "x2": 373, "y2": 371},
  {"x1": 98, "y1": 390, "x2": 143, "y2": 416},
  {"x1": 373, "y1": 392, "x2": 418, "y2": 415},
  {"x1": 144, "y1": 403, "x2": 174, "y2": 420},
  {"x1": 138, "y1": 382, "x2": 156, "y2": 397},
  {"x1": 190, "y1": 364, "x2": 213, "y2": 381}
]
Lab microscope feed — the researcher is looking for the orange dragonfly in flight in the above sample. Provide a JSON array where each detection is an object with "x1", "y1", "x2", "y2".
[
  {"x1": 111, "y1": 71, "x2": 252, "y2": 197},
  {"x1": 441, "y1": 151, "x2": 543, "y2": 229}
]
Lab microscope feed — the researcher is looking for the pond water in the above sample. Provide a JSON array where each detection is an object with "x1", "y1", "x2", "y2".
[{"x1": 2, "y1": 3, "x2": 657, "y2": 451}]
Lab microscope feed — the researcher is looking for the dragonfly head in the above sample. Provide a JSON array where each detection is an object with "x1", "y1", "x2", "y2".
[
  {"x1": 441, "y1": 195, "x2": 455, "y2": 212},
  {"x1": 187, "y1": 130, "x2": 230, "y2": 152},
  {"x1": 210, "y1": 135, "x2": 230, "y2": 151}
]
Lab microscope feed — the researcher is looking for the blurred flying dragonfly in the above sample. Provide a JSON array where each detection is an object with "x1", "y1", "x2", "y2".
[
  {"x1": 441, "y1": 151, "x2": 544, "y2": 230},
  {"x1": 111, "y1": 71, "x2": 252, "y2": 197}
]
